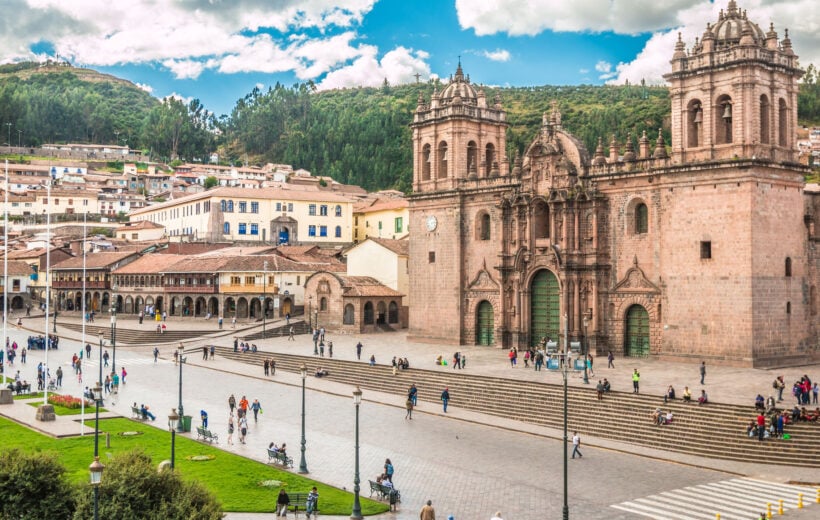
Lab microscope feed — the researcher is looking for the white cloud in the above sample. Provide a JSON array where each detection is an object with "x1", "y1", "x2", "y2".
[
  {"x1": 594, "y1": 60, "x2": 611, "y2": 73},
  {"x1": 483, "y1": 49, "x2": 511, "y2": 62},
  {"x1": 609, "y1": 1, "x2": 820, "y2": 85},
  {"x1": 318, "y1": 46, "x2": 431, "y2": 90},
  {"x1": 134, "y1": 82, "x2": 154, "y2": 93},
  {"x1": 165, "y1": 92, "x2": 194, "y2": 105},
  {"x1": 162, "y1": 59, "x2": 207, "y2": 80}
]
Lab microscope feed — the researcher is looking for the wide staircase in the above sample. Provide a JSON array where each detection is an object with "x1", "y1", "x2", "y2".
[
  {"x1": 59, "y1": 322, "x2": 219, "y2": 345},
  {"x1": 211, "y1": 346, "x2": 820, "y2": 468},
  {"x1": 242, "y1": 320, "x2": 311, "y2": 341}
]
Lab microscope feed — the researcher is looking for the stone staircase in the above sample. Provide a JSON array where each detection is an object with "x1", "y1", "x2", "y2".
[
  {"x1": 242, "y1": 320, "x2": 311, "y2": 342},
  {"x1": 211, "y1": 346, "x2": 820, "y2": 468},
  {"x1": 59, "y1": 322, "x2": 218, "y2": 345}
]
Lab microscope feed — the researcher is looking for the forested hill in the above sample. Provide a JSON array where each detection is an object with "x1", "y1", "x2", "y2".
[{"x1": 1, "y1": 61, "x2": 818, "y2": 193}]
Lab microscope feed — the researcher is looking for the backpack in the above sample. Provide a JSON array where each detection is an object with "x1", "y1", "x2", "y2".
[{"x1": 773, "y1": 379, "x2": 778, "y2": 389}]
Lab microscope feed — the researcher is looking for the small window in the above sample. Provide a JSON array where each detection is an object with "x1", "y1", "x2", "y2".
[
  {"x1": 251, "y1": 202, "x2": 259, "y2": 213},
  {"x1": 635, "y1": 203, "x2": 648, "y2": 234},
  {"x1": 320, "y1": 226, "x2": 327, "y2": 237},
  {"x1": 238, "y1": 201, "x2": 247, "y2": 213},
  {"x1": 335, "y1": 205, "x2": 342, "y2": 217},
  {"x1": 479, "y1": 213, "x2": 491, "y2": 240},
  {"x1": 700, "y1": 241, "x2": 712, "y2": 259},
  {"x1": 276, "y1": 202, "x2": 282, "y2": 211},
  {"x1": 786, "y1": 301, "x2": 791, "y2": 314},
  {"x1": 320, "y1": 297, "x2": 327, "y2": 311},
  {"x1": 335, "y1": 226, "x2": 342, "y2": 238},
  {"x1": 785, "y1": 257, "x2": 792, "y2": 277},
  {"x1": 395, "y1": 217, "x2": 403, "y2": 233},
  {"x1": 309, "y1": 204, "x2": 317, "y2": 216},
  {"x1": 288, "y1": 203, "x2": 293, "y2": 212},
  {"x1": 226, "y1": 200, "x2": 234, "y2": 212},
  {"x1": 320, "y1": 205, "x2": 328, "y2": 216},
  {"x1": 250, "y1": 224, "x2": 259, "y2": 235},
  {"x1": 308, "y1": 225, "x2": 316, "y2": 237},
  {"x1": 223, "y1": 222, "x2": 230, "y2": 234},
  {"x1": 245, "y1": 276, "x2": 255, "y2": 285},
  {"x1": 428, "y1": 251, "x2": 436, "y2": 263},
  {"x1": 131, "y1": 233, "x2": 138, "y2": 239},
  {"x1": 238, "y1": 223, "x2": 247, "y2": 235}
]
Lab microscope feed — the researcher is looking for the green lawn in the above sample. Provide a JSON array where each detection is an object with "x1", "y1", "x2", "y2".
[
  {"x1": 0, "y1": 416, "x2": 388, "y2": 515},
  {"x1": 13, "y1": 392, "x2": 45, "y2": 400}
]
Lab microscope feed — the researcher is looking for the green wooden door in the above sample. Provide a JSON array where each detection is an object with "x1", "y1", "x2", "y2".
[
  {"x1": 625, "y1": 304, "x2": 650, "y2": 357},
  {"x1": 476, "y1": 300, "x2": 494, "y2": 346},
  {"x1": 530, "y1": 270, "x2": 560, "y2": 347}
]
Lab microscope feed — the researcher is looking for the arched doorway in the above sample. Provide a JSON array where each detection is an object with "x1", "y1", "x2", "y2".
[
  {"x1": 208, "y1": 297, "x2": 219, "y2": 316},
  {"x1": 281, "y1": 297, "x2": 292, "y2": 317},
  {"x1": 250, "y1": 298, "x2": 261, "y2": 319},
  {"x1": 135, "y1": 296, "x2": 144, "y2": 314},
  {"x1": 124, "y1": 296, "x2": 133, "y2": 314},
  {"x1": 224, "y1": 297, "x2": 236, "y2": 317},
  {"x1": 476, "y1": 300, "x2": 494, "y2": 346},
  {"x1": 363, "y1": 302, "x2": 374, "y2": 324},
  {"x1": 195, "y1": 297, "x2": 206, "y2": 317},
  {"x1": 11, "y1": 296, "x2": 24, "y2": 310},
  {"x1": 388, "y1": 301, "x2": 399, "y2": 324},
  {"x1": 530, "y1": 270, "x2": 560, "y2": 346},
  {"x1": 171, "y1": 296, "x2": 181, "y2": 316},
  {"x1": 155, "y1": 296, "x2": 163, "y2": 313},
  {"x1": 182, "y1": 296, "x2": 193, "y2": 316},
  {"x1": 237, "y1": 297, "x2": 249, "y2": 319},
  {"x1": 376, "y1": 301, "x2": 387, "y2": 324},
  {"x1": 625, "y1": 304, "x2": 650, "y2": 357}
]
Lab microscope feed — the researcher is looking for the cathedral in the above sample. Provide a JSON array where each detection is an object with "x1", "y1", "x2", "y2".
[{"x1": 407, "y1": 1, "x2": 819, "y2": 367}]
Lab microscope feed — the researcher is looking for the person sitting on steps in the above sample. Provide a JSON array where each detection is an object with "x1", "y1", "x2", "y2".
[
  {"x1": 698, "y1": 389, "x2": 708, "y2": 405},
  {"x1": 682, "y1": 386, "x2": 692, "y2": 403}
]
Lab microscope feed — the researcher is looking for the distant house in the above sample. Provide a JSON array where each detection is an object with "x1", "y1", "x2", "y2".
[{"x1": 115, "y1": 220, "x2": 165, "y2": 242}]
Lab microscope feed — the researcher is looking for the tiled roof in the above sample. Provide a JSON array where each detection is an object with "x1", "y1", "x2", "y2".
[
  {"x1": 52, "y1": 251, "x2": 137, "y2": 270},
  {"x1": 112, "y1": 254, "x2": 186, "y2": 274},
  {"x1": 339, "y1": 275, "x2": 404, "y2": 297},
  {"x1": 5, "y1": 247, "x2": 56, "y2": 259},
  {"x1": 368, "y1": 238, "x2": 409, "y2": 256},
  {"x1": 115, "y1": 220, "x2": 164, "y2": 231},
  {"x1": 4, "y1": 260, "x2": 32, "y2": 276},
  {"x1": 159, "y1": 255, "x2": 234, "y2": 273},
  {"x1": 196, "y1": 246, "x2": 278, "y2": 257},
  {"x1": 353, "y1": 198, "x2": 408, "y2": 213}
]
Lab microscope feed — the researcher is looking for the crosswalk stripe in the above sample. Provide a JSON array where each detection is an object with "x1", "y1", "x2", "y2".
[{"x1": 611, "y1": 478, "x2": 815, "y2": 519}]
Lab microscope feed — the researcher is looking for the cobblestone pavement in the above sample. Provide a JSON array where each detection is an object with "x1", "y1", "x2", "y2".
[{"x1": 3, "y1": 318, "x2": 820, "y2": 520}]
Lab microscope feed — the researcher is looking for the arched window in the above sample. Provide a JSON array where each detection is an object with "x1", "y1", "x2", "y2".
[
  {"x1": 786, "y1": 301, "x2": 791, "y2": 314},
  {"x1": 715, "y1": 95, "x2": 733, "y2": 145},
  {"x1": 687, "y1": 99, "x2": 703, "y2": 147},
  {"x1": 635, "y1": 203, "x2": 648, "y2": 234},
  {"x1": 335, "y1": 205, "x2": 342, "y2": 217},
  {"x1": 485, "y1": 143, "x2": 495, "y2": 176},
  {"x1": 421, "y1": 144, "x2": 431, "y2": 181},
  {"x1": 533, "y1": 201, "x2": 549, "y2": 239},
  {"x1": 759, "y1": 95, "x2": 770, "y2": 144},
  {"x1": 437, "y1": 141, "x2": 448, "y2": 179},
  {"x1": 335, "y1": 226, "x2": 342, "y2": 238},
  {"x1": 476, "y1": 212, "x2": 491, "y2": 240},
  {"x1": 363, "y1": 302, "x2": 374, "y2": 324},
  {"x1": 466, "y1": 141, "x2": 478, "y2": 175},
  {"x1": 388, "y1": 301, "x2": 399, "y2": 323},
  {"x1": 320, "y1": 297, "x2": 327, "y2": 311},
  {"x1": 223, "y1": 222, "x2": 230, "y2": 234},
  {"x1": 343, "y1": 304, "x2": 355, "y2": 324},
  {"x1": 778, "y1": 98, "x2": 788, "y2": 147},
  {"x1": 785, "y1": 257, "x2": 792, "y2": 277}
]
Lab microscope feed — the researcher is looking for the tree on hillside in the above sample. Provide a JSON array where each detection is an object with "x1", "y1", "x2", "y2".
[
  {"x1": 0, "y1": 449, "x2": 76, "y2": 519},
  {"x1": 72, "y1": 450, "x2": 223, "y2": 520},
  {"x1": 203, "y1": 175, "x2": 219, "y2": 189}
]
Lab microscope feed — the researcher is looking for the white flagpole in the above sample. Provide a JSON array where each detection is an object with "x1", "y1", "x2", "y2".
[
  {"x1": 80, "y1": 211, "x2": 87, "y2": 434},
  {"x1": 2, "y1": 160, "x2": 8, "y2": 387},
  {"x1": 43, "y1": 180, "x2": 51, "y2": 405}
]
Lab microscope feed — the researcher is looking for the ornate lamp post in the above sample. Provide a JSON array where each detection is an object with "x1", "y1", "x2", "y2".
[
  {"x1": 90, "y1": 380, "x2": 105, "y2": 520},
  {"x1": 109, "y1": 285, "x2": 118, "y2": 373},
  {"x1": 177, "y1": 343, "x2": 185, "y2": 432},
  {"x1": 298, "y1": 364, "x2": 309, "y2": 474},
  {"x1": 168, "y1": 409, "x2": 179, "y2": 469},
  {"x1": 351, "y1": 386, "x2": 363, "y2": 520}
]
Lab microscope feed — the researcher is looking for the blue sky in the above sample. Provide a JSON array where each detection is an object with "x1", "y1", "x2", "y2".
[{"x1": 1, "y1": 1, "x2": 817, "y2": 117}]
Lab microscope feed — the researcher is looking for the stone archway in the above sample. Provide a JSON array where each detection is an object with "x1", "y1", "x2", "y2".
[
  {"x1": 124, "y1": 296, "x2": 134, "y2": 314},
  {"x1": 376, "y1": 301, "x2": 387, "y2": 324},
  {"x1": 208, "y1": 297, "x2": 219, "y2": 316},
  {"x1": 224, "y1": 297, "x2": 236, "y2": 317},
  {"x1": 182, "y1": 296, "x2": 194, "y2": 317},
  {"x1": 529, "y1": 269, "x2": 560, "y2": 347},
  {"x1": 624, "y1": 304, "x2": 650, "y2": 357},
  {"x1": 476, "y1": 300, "x2": 495, "y2": 346},
  {"x1": 237, "y1": 297, "x2": 249, "y2": 319},
  {"x1": 195, "y1": 297, "x2": 206, "y2": 317}
]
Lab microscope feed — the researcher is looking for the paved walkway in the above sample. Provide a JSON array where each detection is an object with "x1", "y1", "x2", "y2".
[{"x1": 3, "y1": 317, "x2": 820, "y2": 519}]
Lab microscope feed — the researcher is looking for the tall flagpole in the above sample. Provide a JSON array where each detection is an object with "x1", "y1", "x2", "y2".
[
  {"x1": 80, "y1": 211, "x2": 87, "y2": 433},
  {"x1": 43, "y1": 180, "x2": 51, "y2": 406},
  {"x1": 2, "y1": 160, "x2": 8, "y2": 387}
]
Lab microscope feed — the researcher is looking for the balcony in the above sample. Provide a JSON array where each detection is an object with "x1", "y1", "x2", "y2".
[
  {"x1": 52, "y1": 280, "x2": 108, "y2": 289},
  {"x1": 163, "y1": 284, "x2": 217, "y2": 294}
]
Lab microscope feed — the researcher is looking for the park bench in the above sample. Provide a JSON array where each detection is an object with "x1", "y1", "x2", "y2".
[
  {"x1": 368, "y1": 480, "x2": 400, "y2": 503},
  {"x1": 267, "y1": 448, "x2": 293, "y2": 468},
  {"x1": 196, "y1": 426, "x2": 219, "y2": 444},
  {"x1": 286, "y1": 492, "x2": 318, "y2": 517},
  {"x1": 131, "y1": 406, "x2": 148, "y2": 420}
]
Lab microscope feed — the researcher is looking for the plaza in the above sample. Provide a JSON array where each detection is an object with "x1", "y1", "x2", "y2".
[{"x1": 2, "y1": 315, "x2": 819, "y2": 519}]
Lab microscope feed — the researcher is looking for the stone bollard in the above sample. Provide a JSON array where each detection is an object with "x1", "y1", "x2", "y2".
[
  {"x1": 106, "y1": 432, "x2": 111, "y2": 448},
  {"x1": 766, "y1": 502, "x2": 772, "y2": 518},
  {"x1": 778, "y1": 499, "x2": 783, "y2": 515},
  {"x1": 0, "y1": 388, "x2": 13, "y2": 405},
  {"x1": 797, "y1": 493, "x2": 803, "y2": 509},
  {"x1": 36, "y1": 404, "x2": 56, "y2": 422}
]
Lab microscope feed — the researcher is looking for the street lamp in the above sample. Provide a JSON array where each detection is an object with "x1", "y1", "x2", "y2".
[
  {"x1": 351, "y1": 386, "x2": 363, "y2": 520},
  {"x1": 562, "y1": 314, "x2": 569, "y2": 520},
  {"x1": 582, "y1": 310, "x2": 591, "y2": 385},
  {"x1": 110, "y1": 285, "x2": 118, "y2": 373},
  {"x1": 298, "y1": 364, "x2": 309, "y2": 474},
  {"x1": 177, "y1": 343, "x2": 185, "y2": 432},
  {"x1": 168, "y1": 409, "x2": 179, "y2": 469},
  {"x1": 98, "y1": 333, "x2": 105, "y2": 386},
  {"x1": 90, "y1": 380, "x2": 105, "y2": 520}
]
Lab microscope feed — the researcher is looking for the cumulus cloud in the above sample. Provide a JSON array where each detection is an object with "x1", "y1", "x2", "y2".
[
  {"x1": 483, "y1": 49, "x2": 511, "y2": 62},
  {"x1": 0, "y1": 0, "x2": 379, "y2": 80},
  {"x1": 134, "y1": 82, "x2": 154, "y2": 93},
  {"x1": 318, "y1": 46, "x2": 431, "y2": 90}
]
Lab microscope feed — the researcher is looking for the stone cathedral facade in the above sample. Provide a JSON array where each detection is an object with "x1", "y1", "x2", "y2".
[{"x1": 407, "y1": 1, "x2": 819, "y2": 367}]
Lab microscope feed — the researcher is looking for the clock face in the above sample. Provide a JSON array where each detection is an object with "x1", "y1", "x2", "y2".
[{"x1": 426, "y1": 215, "x2": 438, "y2": 232}]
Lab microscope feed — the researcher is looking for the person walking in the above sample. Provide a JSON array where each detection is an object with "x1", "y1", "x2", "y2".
[
  {"x1": 251, "y1": 399, "x2": 262, "y2": 423},
  {"x1": 356, "y1": 341, "x2": 363, "y2": 360},
  {"x1": 632, "y1": 368, "x2": 640, "y2": 393},
  {"x1": 85, "y1": 343, "x2": 92, "y2": 358},
  {"x1": 384, "y1": 458, "x2": 394, "y2": 483},
  {"x1": 238, "y1": 415, "x2": 248, "y2": 444},
  {"x1": 699, "y1": 361, "x2": 706, "y2": 385},
  {"x1": 103, "y1": 350, "x2": 109, "y2": 367},
  {"x1": 607, "y1": 350, "x2": 615, "y2": 369},
  {"x1": 218, "y1": 316, "x2": 223, "y2": 329},
  {"x1": 571, "y1": 431, "x2": 583, "y2": 458},
  {"x1": 55, "y1": 366, "x2": 63, "y2": 388},
  {"x1": 405, "y1": 398, "x2": 414, "y2": 420},
  {"x1": 420, "y1": 499, "x2": 435, "y2": 520},
  {"x1": 228, "y1": 394, "x2": 237, "y2": 413},
  {"x1": 270, "y1": 359, "x2": 276, "y2": 376},
  {"x1": 231, "y1": 316, "x2": 237, "y2": 329},
  {"x1": 276, "y1": 488, "x2": 290, "y2": 517},
  {"x1": 328, "y1": 341, "x2": 333, "y2": 358},
  {"x1": 227, "y1": 414, "x2": 235, "y2": 445},
  {"x1": 306, "y1": 487, "x2": 318, "y2": 519},
  {"x1": 121, "y1": 367, "x2": 127, "y2": 385},
  {"x1": 202, "y1": 346, "x2": 209, "y2": 360},
  {"x1": 408, "y1": 384, "x2": 418, "y2": 406},
  {"x1": 153, "y1": 347, "x2": 159, "y2": 363},
  {"x1": 596, "y1": 380, "x2": 604, "y2": 400},
  {"x1": 264, "y1": 359, "x2": 269, "y2": 376},
  {"x1": 288, "y1": 326, "x2": 295, "y2": 341},
  {"x1": 775, "y1": 375, "x2": 785, "y2": 401},
  {"x1": 441, "y1": 387, "x2": 450, "y2": 413},
  {"x1": 210, "y1": 344, "x2": 215, "y2": 359}
]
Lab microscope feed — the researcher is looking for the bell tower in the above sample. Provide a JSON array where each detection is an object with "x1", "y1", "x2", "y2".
[
  {"x1": 410, "y1": 62, "x2": 508, "y2": 193},
  {"x1": 665, "y1": 1, "x2": 803, "y2": 164}
]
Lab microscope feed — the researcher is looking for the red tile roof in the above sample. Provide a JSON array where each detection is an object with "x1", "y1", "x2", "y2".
[{"x1": 52, "y1": 251, "x2": 138, "y2": 270}]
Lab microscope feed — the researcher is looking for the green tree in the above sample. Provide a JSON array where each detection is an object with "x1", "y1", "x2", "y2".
[
  {"x1": 0, "y1": 449, "x2": 76, "y2": 520},
  {"x1": 203, "y1": 175, "x2": 219, "y2": 190},
  {"x1": 72, "y1": 450, "x2": 222, "y2": 520}
]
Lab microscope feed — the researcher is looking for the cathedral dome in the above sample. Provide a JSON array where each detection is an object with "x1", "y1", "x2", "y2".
[
  {"x1": 712, "y1": 1, "x2": 765, "y2": 47},
  {"x1": 440, "y1": 63, "x2": 478, "y2": 104}
]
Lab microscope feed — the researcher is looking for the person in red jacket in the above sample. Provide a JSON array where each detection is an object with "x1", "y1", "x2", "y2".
[{"x1": 756, "y1": 413, "x2": 766, "y2": 441}]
